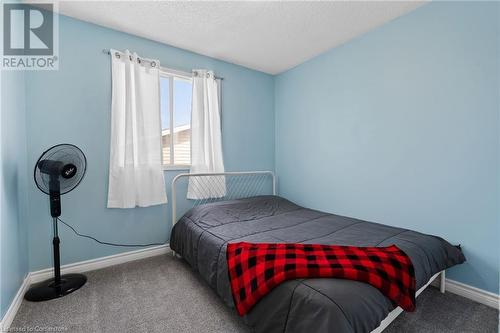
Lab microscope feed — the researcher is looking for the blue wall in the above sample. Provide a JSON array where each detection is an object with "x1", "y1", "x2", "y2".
[
  {"x1": 275, "y1": 2, "x2": 499, "y2": 293},
  {"x1": 1, "y1": 69, "x2": 29, "y2": 318},
  {"x1": 24, "y1": 15, "x2": 275, "y2": 271}
]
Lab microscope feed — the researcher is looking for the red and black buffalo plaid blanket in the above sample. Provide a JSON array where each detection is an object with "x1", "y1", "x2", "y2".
[{"x1": 227, "y1": 242, "x2": 416, "y2": 316}]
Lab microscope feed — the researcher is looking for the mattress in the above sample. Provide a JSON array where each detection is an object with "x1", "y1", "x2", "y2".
[{"x1": 170, "y1": 195, "x2": 465, "y2": 333}]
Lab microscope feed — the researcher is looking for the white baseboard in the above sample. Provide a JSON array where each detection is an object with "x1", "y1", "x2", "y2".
[
  {"x1": 1, "y1": 244, "x2": 170, "y2": 331},
  {"x1": 0, "y1": 274, "x2": 30, "y2": 332},
  {"x1": 29, "y1": 244, "x2": 170, "y2": 284},
  {"x1": 445, "y1": 279, "x2": 499, "y2": 309},
  {"x1": 432, "y1": 278, "x2": 499, "y2": 309}
]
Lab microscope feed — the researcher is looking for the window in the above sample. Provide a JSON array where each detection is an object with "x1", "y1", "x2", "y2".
[{"x1": 160, "y1": 71, "x2": 192, "y2": 168}]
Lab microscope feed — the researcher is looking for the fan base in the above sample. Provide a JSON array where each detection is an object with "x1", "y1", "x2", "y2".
[{"x1": 24, "y1": 273, "x2": 87, "y2": 302}]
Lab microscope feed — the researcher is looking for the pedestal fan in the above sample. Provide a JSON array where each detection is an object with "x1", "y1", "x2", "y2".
[{"x1": 25, "y1": 144, "x2": 87, "y2": 301}]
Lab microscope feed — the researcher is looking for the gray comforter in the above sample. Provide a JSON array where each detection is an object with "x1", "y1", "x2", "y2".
[{"x1": 170, "y1": 196, "x2": 465, "y2": 333}]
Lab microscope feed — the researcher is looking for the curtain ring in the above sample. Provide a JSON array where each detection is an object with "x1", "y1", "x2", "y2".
[
  {"x1": 129, "y1": 55, "x2": 133, "y2": 61},
  {"x1": 151, "y1": 62, "x2": 156, "y2": 67},
  {"x1": 137, "y1": 58, "x2": 141, "y2": 64},
  {"x1": 115, "y1": 52, "x2": 120, "y2": 59}
]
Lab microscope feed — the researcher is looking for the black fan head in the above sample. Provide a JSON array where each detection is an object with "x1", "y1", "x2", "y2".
[{"x1": 34, "y1": 144, "x2": 87, "y2": 195}]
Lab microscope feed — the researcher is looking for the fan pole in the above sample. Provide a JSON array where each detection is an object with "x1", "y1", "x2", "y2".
[{"x1": 52, "y1": 217, "x2": 61, "y2": 287}]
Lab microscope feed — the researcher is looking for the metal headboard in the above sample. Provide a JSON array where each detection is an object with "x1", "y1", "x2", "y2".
[{"x1": 171, "y1": 171, "x2": 275, "y2": 224}]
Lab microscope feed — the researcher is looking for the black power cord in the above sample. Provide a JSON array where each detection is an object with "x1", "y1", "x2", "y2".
[{"x1": 57, "y1": 217, "x2": 166, "y2": 247}]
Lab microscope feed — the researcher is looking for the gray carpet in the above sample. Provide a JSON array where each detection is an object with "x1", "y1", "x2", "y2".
[{"x1": 11, "y1": 255, "x2": 498, "y2": 333}]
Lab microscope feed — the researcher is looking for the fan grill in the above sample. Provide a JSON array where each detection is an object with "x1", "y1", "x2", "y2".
[{"x1": 34, "y1": 144, "x2": 87, "y2": 195}]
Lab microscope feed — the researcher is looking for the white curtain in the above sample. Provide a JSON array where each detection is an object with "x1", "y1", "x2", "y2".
[
  {"x1": 107, "y1": 49, "x2": 167, "y2": 208},
  {"x1": 187, "y1": 70, "x2": 226, "y2": 199}
]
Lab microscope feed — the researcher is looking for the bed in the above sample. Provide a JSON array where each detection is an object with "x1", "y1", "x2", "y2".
[{"x1": 169, "y1": 172, "x2": 465, "y2": 333}]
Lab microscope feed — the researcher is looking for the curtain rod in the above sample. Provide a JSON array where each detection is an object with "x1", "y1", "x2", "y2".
[{"x1": 102, "y1": 49, "x2": 223, "y2": 80}]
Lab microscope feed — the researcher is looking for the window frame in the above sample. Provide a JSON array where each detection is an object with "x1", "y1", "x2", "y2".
[{"x1": 159, "y1": 68, "x2": 193, "y2": 170}]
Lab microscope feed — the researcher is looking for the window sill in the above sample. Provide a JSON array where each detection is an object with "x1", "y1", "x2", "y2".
[{"x1": 163, "y1": 165, "x2": 191, "y2": 171}]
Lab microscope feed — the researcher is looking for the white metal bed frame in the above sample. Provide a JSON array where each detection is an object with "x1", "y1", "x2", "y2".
[
  {"x1": 372, "y1": 270, "x2": 445, "y2": 332},
  {"x1": 170, "y1": 171, "x2": 446, "y2": 332},
  {"x1": 171, "y1": 171, "x2": 276, "y2": 224}
]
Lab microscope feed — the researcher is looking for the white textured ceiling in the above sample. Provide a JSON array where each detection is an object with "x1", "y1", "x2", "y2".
[{"x1": 49, "y1": 1, "x2": 425, "y2": 74}]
